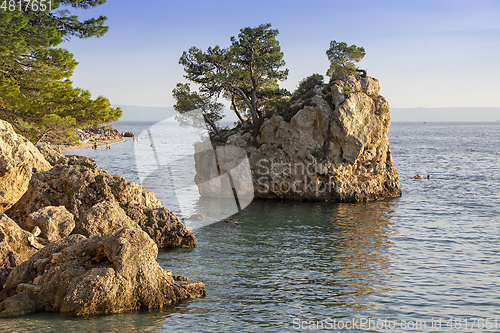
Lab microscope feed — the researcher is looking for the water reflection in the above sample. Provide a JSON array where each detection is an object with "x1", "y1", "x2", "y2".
[
  {"x1": 157, "y1": 199, "x2": 398, "y2": 330},
  {"x1": 0, "y1": 309, "x2": 168, "y2": 333}
]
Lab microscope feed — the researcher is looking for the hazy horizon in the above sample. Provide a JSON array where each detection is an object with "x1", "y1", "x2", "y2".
[{"x1": 114, "y1": 104, "x2": 500, "y2": 123}]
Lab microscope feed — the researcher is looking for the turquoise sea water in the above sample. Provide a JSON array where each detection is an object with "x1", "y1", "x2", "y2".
[{"x1": 1, "y1": 122, "x2": 499, "y2": 332}]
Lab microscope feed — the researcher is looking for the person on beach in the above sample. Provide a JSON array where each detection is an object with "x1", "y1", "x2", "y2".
[
  {"x1": 106, "y1": 142, "x2": 111, "y2": 149},
  {"x1": 92, "y1": 142, "x2": 97, "y2": 150}
]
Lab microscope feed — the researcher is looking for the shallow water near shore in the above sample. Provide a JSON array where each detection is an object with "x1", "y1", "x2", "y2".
[{"x1": 1, "y1": 122, "x2": 499, "y2": 332}]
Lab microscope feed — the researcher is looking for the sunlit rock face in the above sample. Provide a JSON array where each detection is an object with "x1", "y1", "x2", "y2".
[
  {"x1": 0, "y1": 120, "x2": 51, "y2": 213},
  {"x1": 195, "y1": 75, "x2": 401, "y2": 202}
]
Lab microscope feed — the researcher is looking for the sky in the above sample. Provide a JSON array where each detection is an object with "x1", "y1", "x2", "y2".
[{"x1": 63, "y1": 0, "x2": 500, "y2": 114}]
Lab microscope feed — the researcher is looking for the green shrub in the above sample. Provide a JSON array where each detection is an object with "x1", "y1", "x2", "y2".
[
  {"x1": 291, "y1": 74, "x2": 324, "y2": 103},
  {"x1": 311, "y1": 146, "x2": 328, "y2": 161}
]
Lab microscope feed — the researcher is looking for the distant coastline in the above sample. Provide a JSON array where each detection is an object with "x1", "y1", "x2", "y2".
[
  {"x1": 391, "y1": 107, "x2": 500, "y2": 122},
  {"x1": 113, "y1": 104, "x2": 500, "y2": 123}
]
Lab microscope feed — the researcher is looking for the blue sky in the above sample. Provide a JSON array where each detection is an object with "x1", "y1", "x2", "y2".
[{"x1": 64, "y1": 0, "x2": 500, "y2": 110}]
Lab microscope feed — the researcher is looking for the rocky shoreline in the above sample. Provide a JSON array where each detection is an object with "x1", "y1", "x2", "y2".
[{"x1": 0, "y1": 120, "x2": 204, "y2": 317}]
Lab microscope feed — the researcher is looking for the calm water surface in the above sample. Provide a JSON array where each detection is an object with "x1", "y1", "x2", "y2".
[{"x1": 1, "y1": 122, "x2": 499, "y2": 332}]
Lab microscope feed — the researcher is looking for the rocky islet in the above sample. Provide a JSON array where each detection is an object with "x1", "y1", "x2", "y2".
[{"x1": 195, "y1": 74, "x2": 401, "y2": 202}]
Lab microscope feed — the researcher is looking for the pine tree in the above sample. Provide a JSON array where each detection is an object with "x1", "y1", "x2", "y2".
[
  {"x1": 0, "y1": 0, "x2": 121, "y2": 143},
  {"x1": 178, "y1": 23, "x2": 288, "y2": 125}
]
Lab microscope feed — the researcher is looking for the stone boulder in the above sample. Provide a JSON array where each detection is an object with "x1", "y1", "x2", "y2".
[
  {"x1": 123, "y1": 132, "x2": 134, "y2": 138},
  {"x1": 0, "y1": 228, "x2": 205, "y2": 317},
  {"x1": 6, "y1": 151, "x2": 196, "y2": 249},
  {"x1": 0, "y1": 120, "x2": 51, "y2": 213},
  {"x1": 35, "y1": 143, "x2": 66, "y2": 167},
  {"x1": 74, "y1": 201, "x2": 137, "y2": 238},
  {"x1": 137, "y1": 207, "x2": 198, "y2": 248},
  {"x1": 27, "y1": 206, "x2": 75, "y2": 242},
  {"x1": 0, "y1": 214, "x2": 43, "y2": 290},
  {"x1": 195, "y1": 75, "x2": 401, "y2": 202}
]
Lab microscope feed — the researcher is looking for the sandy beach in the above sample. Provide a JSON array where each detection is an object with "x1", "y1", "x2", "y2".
[{"x1": 53, "y1": 137, "x2": 126, "y2": 153}]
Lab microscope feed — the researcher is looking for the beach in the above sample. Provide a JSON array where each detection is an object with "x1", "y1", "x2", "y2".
[{"x1": 54, "y1": 137, "x2": 126, "y2": 152}]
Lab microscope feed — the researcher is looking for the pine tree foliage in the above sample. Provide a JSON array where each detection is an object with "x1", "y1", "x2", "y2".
[
  {"x1": 177, "y1": 23, "x2": 288, "y2": 126},
  {"x1": 0, "y1": 0, "x2": 121, "y2": 143}
]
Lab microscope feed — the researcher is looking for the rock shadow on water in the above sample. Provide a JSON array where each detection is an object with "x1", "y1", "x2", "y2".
[{"x1": 157, "y1": 199, "x2": 400, "y2": 330}]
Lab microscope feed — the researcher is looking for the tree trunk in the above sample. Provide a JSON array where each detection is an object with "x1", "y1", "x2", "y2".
[
  {"x1": 35, "y1": 130, "x2": 51, "y2": 145},
  {"x1": 250, "y1": 88, "x2": 259, "y2": 124},
  {"x1": 231, "y1": 96, "x2": 246, "y2": 123},
  {"x1": 202, "y1": 114, "x2": 220, "y2": 135}
]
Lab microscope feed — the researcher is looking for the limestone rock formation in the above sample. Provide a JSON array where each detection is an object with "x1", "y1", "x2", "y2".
[
  {"x1": 136, "y1": 207, "x2": 198, "y2": 248},
  {"x1": 0, "y1": 228, "x2": 205, "y2": 317},
  {"x1": 27, "y1": 206, "x2": 75, "y2": 242},
  {"x1": 195, "y1": 75, "x2": 401, "y2": 202},
  {"x1": 6, "y1": 151, "x2": 196, "y2": 249},
  {"x1": 74, "y1": 201, "x2": 137, "y2": 238},
  {"x1": 0, "y1": 120, "x2": 51, "y2": 213},
  {"x1": 8, "y1": 152, "x2": 196, "y2": 248},
  {"x1": 0, "y1": 123, "x2": 203, "y2": 318},
  {"x1": 35, "y1": 143, "x2": 66, "y2": 167},
  {"x1": 0, "y1": 214, "x2": 43, "y2": 290}
]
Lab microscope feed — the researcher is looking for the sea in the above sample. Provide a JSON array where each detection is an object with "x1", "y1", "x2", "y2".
[{"x1": 1, "y1": 121, "x2": 499, "y2": 332}]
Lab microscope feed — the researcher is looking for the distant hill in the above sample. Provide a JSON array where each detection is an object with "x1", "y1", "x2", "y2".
[
  {"x1": 112, "y1": 105, "x2": 177, "y2": 122},
  {"x1": 391, "y1": 107, "x2": 500, "y2": 122},
  {"x1": 113, "y1": 105, "x2": 500, "y2": 123},
  {"x1": 113, "y1": 104, "x2": 240, "y2": 123}
]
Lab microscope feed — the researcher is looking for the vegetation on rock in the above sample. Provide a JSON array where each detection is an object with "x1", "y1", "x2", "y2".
[
  {"x1": 326, "y1": 40, "x2": 366, "y2": 79},
  {"x1": 176, "y1": 23, "x2": 289, "y2": 128}
]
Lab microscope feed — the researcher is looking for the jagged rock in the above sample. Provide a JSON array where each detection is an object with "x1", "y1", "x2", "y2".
[
  {"x1": 136, "y1": 208, "x2": 196, "y2": 248},
  {"x1": 6, "y1": 153, "x2": 195, "y2": 249},
  {"x1": 123, "y1": 132, "x2": 134, "y2": 138},
  {"x1": 0, "y1": 214, "x2": 43, "y2": 290},
  {"x1": 173, "y1": 275, "x2": 206, "y2": 297},
  {"x1": 0, "y1": 120, "x2": 51, "y2": 213},
  {"x1": 195, "y1": 75, "x2": 401, "y2": 202},
  {"x1": 0, "y1": 291, "x2": 36, "y2": 317},
  {"x1": 35, "y1": 143, "x2": 66, "y2": 167},
  {"x1": 27, "y1": 206, "x2": 75, "y2": 242},
  {"x1": 0, "y1": 228, "x2": 205, "y2": 317},
  {"x1": 74, "y1": 201, "x2": 137, "y2": 238}
]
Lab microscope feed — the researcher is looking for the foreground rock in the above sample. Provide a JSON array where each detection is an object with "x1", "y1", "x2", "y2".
[
  {"x1": 0, "y1": 122, "x2": 203, "y2": 318},
  {"x1": 0, "y1": 228, "x2": 205, "y2": 317},
  {"x1": 195, "y1": 74, "x2": 401, "y2": 202},
  {"x1": 0, "y1": 120, "x2": 51, "y2": 213},
  {"x1": 0, "y1": 214, "x2": 43, "y2": 290},
  {"x1": 27, "y1": 206, "x2": 75, "y2": 242},
  {"x1": 6, "y1": 151, "x2": 196, "y2": 249}
]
